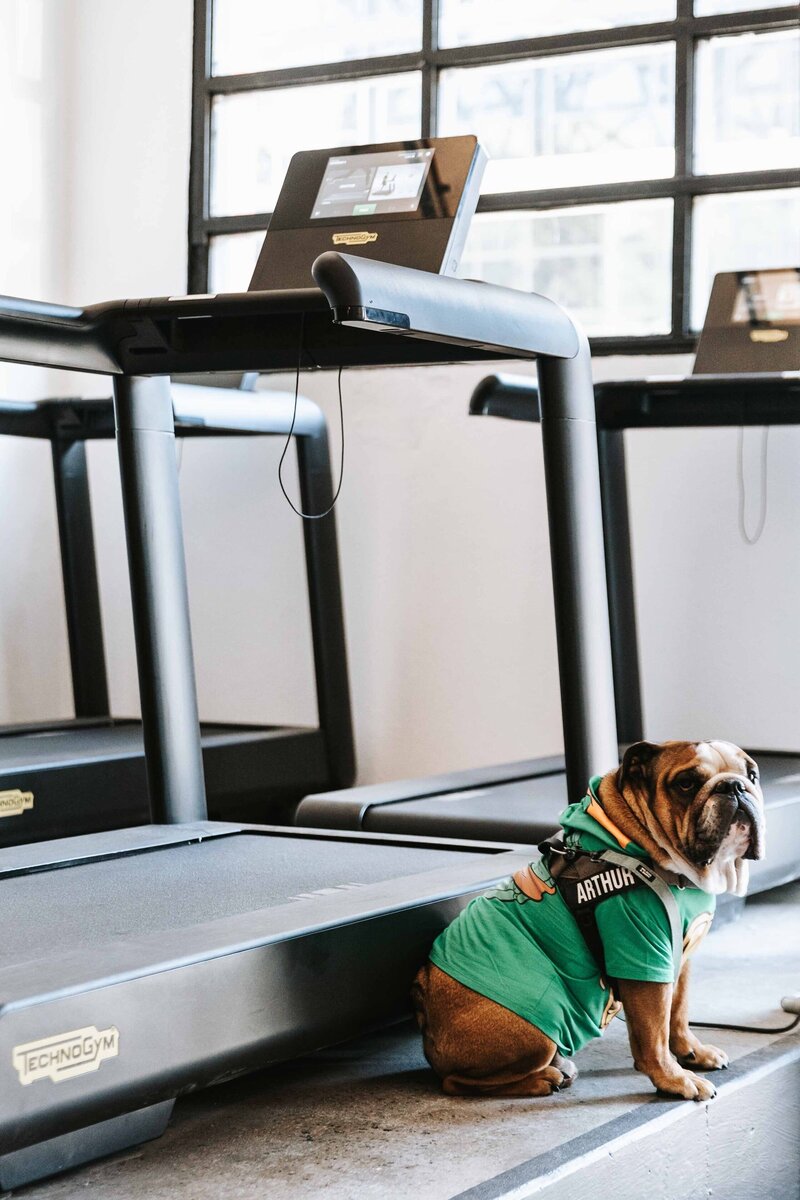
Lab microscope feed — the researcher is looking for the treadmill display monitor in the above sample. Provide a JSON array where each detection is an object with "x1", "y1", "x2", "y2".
[
  {"x1": 731, "y1": 269, "x2": 800, "y2": 326},
  {"x1": 693, "y1": 266, "x2": 800, "y2": 374},
  {"x1": 311, "y1": 149, "x2": 435, "y2": 220}
]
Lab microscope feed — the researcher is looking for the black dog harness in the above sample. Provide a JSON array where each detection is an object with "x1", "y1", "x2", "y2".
[{"x1": 538, "y1": 834, "x2": 684, "y2": 990}]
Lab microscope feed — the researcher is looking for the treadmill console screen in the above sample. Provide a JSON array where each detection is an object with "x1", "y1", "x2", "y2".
[
  {"x1": 311, "y1": 149, "x2": 435, "y2": 220},
  {"x1": 693, "y1": 267, "x2": 800, "y2": 375},
  {"x1": 249, "y1": 135, "x2": 486, "y2": 291},
  {"x1": 731, "y1": 269, "x2": 800, "y2": 326}
]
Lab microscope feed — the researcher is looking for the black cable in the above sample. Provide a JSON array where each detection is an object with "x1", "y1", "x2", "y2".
[
  {"x1": 737, "y1": 425, "x2": 769, "y2": 545},
  {"x1": 277, "y1": 312, "x2": 345, "y2": 520},
  {"x1": 689, "y1": 1014, "x2": 799, "y2": 1035}
]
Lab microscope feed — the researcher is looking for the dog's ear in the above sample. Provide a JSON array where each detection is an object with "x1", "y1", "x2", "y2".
[{"x1": 617, "y1": 741, "x2": 661, "y2": 792}]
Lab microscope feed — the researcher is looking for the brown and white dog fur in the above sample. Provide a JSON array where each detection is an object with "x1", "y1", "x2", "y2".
[{"x1": 412, "y1": 740, "x2": 765, "y2": 1102}]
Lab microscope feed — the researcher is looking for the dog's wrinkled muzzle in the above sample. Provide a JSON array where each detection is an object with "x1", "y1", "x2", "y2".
[{"x1": 712, "y1": 778, "x2": 764, "y2": 860}]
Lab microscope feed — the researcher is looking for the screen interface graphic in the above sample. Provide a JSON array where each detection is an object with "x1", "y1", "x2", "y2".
[
  {"x1": 311, "y1": 148, "x2": 435, "y2": 220},
  {"x1": 731, "y1": 269, "x2": 800, "y2": 326}
]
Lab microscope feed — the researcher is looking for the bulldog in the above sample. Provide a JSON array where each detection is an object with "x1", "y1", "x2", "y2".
[{"x1": 412, "y1": 740, "x2": 765, "y2": 1102}]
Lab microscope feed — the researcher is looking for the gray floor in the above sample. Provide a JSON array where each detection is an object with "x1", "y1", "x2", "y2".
[{"x1": 14, "y1": 882, "x2": 800, "y2": 1200}]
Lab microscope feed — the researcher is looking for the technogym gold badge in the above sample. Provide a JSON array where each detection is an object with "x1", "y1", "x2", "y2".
[
  {"x1": 332, "y1": 231, "x2": 378, "y2": 246},
  {"x1": 0, "y1": 789, "x2": 33, "y2": 819},
  {"x1": 13, "y1": 1026, "x2": 119, "y2": 1085},
  {"x1": 750, "y1": 328, "x2": 789, "y2": 343}
]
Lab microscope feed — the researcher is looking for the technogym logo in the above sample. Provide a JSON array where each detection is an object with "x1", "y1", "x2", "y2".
[
  {"x1": 0, "y1": 789, "x2": 33, "y2": 818},
  {"x1": 332, "y1": 231, "x2": 378, "y2": 246},
  {"x1": 750, "y1": 328, "x2": 789, "y2": 343},
  {"x1": 13, "y1": 1026, "x2": 119, "y2": 1086}
]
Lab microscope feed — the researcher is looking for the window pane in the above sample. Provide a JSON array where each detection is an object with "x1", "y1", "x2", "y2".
[
  {"x1": 695, "y1": 0, "x2": 792, "y2": 14},
  {"x1": 458, "y1": 199, "x2": 673, "y2": 337},
  {"x1": 695, "y1": 30, "x2": 800, "y2": 175},
  {"x1": 439, "y1": 44, "x2": 675, "y2": 194},
  {"x1": 212, "y1": 0, "x2": 422, "y2": 75},
  {"x1": 209, "y1": 232, "x2": 265, "y2": 292},
  {"x1": 439, "y1": 0, "x2": 675, "y2": 48},
  {"x1": 211, "y1": 74, "x2": 421, "y2": 216},
  {"x1": 691, "y1": 189, "x2": 800, "y2": 328}
]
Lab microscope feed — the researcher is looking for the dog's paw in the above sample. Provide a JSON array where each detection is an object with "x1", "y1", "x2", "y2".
[
  {"x1": 674, "y1": 1039, "x2": 729, "y2": 1071},
  {"x1": 539, "y1": 1065, "x2": 568, "y2": 1094},
  {"x1": 551, "y1": 1054, "x2": 578, "y2": 1088},
  {"x1": 679, "y1": 1042, "x2": 728, "y2": 1071},
  {"x1": 656, "y1": 1068, "x2": 717, "y2": 1102}
]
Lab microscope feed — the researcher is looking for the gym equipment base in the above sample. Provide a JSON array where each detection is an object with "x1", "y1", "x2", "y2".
[
  {"x1": 0, "y1": 823, "x2": 531, "y2": 1188},
  {"x1": 9, "y1": 880, "x2": 799, "y2": 1199}
]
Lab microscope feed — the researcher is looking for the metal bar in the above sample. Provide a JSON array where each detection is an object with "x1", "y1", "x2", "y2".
[
  {"x1": 672, "y1": 0, "x2": 694, "y2": 341},
  {"x1": 188, "y1": 0, "x2": 213, "y2": 293},
  {"x1": 205, "y1": 212, "x2": 272, "y2": 236},
  {"x1": 295, "y1": 434, "x2": 356, "y2": 789},
  {"x1": 431, "y1": 10, "x2": 798, "y2": 67},
  {"x1": 208, "y1": 51, "x2": 425, "y2": 94},
  {"x1": 690, "y1": 7, "x2": 799, "y2": 36},
  {"x1": 203, "y1": 8, "x2": 797, "y2": 93},
  {"x1": 421, "y1": 0, "x2": 437, "y2": 137},
  {"x1": 50, "y1": 438, "x2": 111, "y2": 718},
  {"x1": 590, "y1": 334, "x2": 696, "y2": 357},
  {"x1": 473, "y1": 170, "x2": 800, "y2": 213},
  {"x1": 202, "y1": 168, "x2": 800, "y2": 241},
  {"x1": 597, "y1": 429, "x2": 644, "y2": 745},
  {"x1": 537, "y1": 341, "x2": 619, "y2": 801},
  {"x1": 113, "y1": 375, "x2": 207, "y2": 824}
]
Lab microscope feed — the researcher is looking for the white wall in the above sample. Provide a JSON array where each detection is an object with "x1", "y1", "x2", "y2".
[{"x1": 0, "y1": 0, "x2": 797, "y2": 785}]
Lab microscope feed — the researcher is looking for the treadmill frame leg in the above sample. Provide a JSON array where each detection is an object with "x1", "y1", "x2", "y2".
[
  {"x1": 537, "y1": 338, "x2": 619, "y2": 801},
  {"x1": 112, "y1": 374, "x2": 207, "y2": 824}
]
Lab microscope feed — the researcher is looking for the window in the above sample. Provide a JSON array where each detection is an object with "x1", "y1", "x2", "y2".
[{"x1": 191, "y1": 0, "x2": 800, "y2": 352}]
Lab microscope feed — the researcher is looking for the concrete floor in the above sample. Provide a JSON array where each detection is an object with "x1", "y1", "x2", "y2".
[{"x1": 13, "y1": 882, "x2": 800, "y2": 1200}]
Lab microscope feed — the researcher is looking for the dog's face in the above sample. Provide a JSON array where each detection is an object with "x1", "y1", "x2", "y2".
[{"x1": 613, "y1": 740, "x2": 765, "y2": 896}]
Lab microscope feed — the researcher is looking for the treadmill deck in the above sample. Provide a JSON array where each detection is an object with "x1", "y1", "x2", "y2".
[{"x1": 1, "y1": 833, "x2": 486, "y2": 966}]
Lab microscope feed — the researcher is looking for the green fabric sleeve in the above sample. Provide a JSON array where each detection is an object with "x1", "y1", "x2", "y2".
[{"x1": 595, "y1": 887, "x2": 676, "y2": 984}]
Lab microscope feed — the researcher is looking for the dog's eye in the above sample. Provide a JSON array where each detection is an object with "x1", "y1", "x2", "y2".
[
  {"x1": 748, "y1": 767, "x2": 758, "y2": 783},
  {"x1": 674, "y1": 772, "x2": 696, "y2": 793}
]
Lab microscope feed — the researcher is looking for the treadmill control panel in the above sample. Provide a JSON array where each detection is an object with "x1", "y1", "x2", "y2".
[
  {"x1": 694, "y1": 268, "x2": 800, "y2": 375},
  {"x1": 250, "y1": 136, "x2": 486, "y2": 291},
  {"x1": 311, "y1": 148, "x2": 435, "y2": 220}
]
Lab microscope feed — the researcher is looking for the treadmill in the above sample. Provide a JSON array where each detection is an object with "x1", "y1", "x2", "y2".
[
  {"x1": 0, "y1": 381, "x2": 356, "y2": 846},
  {"x1": 297, "y1": 268, "x2": 800, "y2": 898},
  {"x1": 0, "y1": 135, "x2": 618, "y2": 1187}
]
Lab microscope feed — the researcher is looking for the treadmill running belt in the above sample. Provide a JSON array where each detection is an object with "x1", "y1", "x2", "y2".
[{"x1": 2, "y1": 834, "x2": 486, "y2": 963}]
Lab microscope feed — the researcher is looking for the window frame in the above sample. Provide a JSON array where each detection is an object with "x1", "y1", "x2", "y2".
[{"x1": 189, "y1": 0, "x2": 799, "y2": 355}]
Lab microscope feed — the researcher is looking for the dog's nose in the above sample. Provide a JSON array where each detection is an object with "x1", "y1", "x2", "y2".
[{"x1": 714, "y1": 778, "x2": 745, "y2": 797}]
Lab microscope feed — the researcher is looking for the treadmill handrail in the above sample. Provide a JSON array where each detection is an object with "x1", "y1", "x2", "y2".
[
  {"x1": 1, "y1": 260, "x2": 579, "y2": 377},
  {"x1": 0, "y1": 387, "x2": 327, "y2": 440},
  {"x1": 312, "y1": 252, "x2": 580, "y2": 362},
  {"x1": 469, "y1": 371, "x2": 800, "y2": 428},
  {"x1": 171, "y1": 384, "x2": 326, "y2": 439},
  {"x1": 0, "y1": 295, "x2": 119, "y2": 374}
]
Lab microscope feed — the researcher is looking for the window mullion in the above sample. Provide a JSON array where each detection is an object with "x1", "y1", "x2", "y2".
[
  {"x1": 672, "y1": 0, "x2": 694, "y2": 341},
  {"x1": 422, "y1": 0, "x2": 438, "y2": 137},
  {"x1": 189, "y1": 0, "x2": 213, "y2": 293}
]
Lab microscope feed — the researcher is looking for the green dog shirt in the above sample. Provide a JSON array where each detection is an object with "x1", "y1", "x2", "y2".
[{"x1": 428, "y1": 777, "x2": 715, "y2": 1057}]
